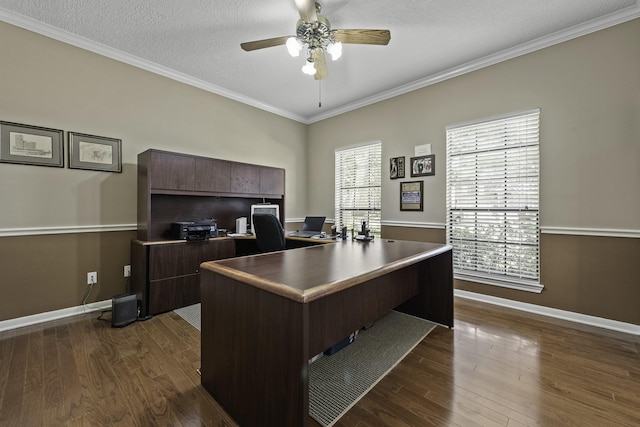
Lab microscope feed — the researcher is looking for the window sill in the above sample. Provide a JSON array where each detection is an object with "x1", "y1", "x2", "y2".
[{"x1": 454, "y1": 272, "x2": 544, "y2": 294}]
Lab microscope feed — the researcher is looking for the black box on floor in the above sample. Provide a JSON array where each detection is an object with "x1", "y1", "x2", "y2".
[
  {"x1": 112, "y1": 293, "x2": 138, "y2": 328},
  {"x1": 324, "y1": 330, "x2": 358, "y2": 355}
]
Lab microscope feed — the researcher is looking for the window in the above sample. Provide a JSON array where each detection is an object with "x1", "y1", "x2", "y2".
[
  {"x1": 446, "y1": 109, "x2": 542, "y2": 293},
  {"x1": 335, "y1": 141, "x2": 382, "y2": 236}
]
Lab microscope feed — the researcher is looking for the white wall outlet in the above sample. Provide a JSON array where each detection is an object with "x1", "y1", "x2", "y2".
[
  {"x1": 124, "y1": 265, "x2": 131, "y2": 277},
  {"x1": 87, "y1": 271, "x2": 97, "y2": 285}
]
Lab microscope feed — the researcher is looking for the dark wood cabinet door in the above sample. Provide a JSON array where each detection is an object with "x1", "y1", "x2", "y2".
[
  {"x1": 148, "y1": 240, "x2": 236, "y2": 281},
  {"x1": 259, "y1": 166, "x2": 285, "y2": 195},
  {"x1": 195, "y1": 158, "x2": 231, "y2": 192},
  {"x1": 149, "y1": 151, "x2": 195, "y2": 191},
  {"x1": 146, "y1": 239, "x2": 237, "y2": 314},
  {"x1": 149, "y1": 275, "x2": 200, "y2": 314},
  {"x1": 201, "y1": 239, "x2": 235, "y2": 262},
  {"x1": 230, "y1": 162, "x2": 260, "y2": 194},
  {"x1": 148, "y1": 242, "x2": 203, "y2": 280}
]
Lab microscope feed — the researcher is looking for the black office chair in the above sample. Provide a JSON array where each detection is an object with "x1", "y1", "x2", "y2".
[{"x1": 252, "y1": 213, "x2": 286, "y2": 253}]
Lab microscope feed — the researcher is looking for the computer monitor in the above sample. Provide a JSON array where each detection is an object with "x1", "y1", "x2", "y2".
[
  {"x1": 301, "y1": 216, "x2": 326, "y2": 232},
  {"x1": 250, "y1": 204, "x2": 280, "y2": 233}
]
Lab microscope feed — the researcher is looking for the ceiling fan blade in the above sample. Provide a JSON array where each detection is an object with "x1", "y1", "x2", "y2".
[
  {"x1": 311, "y1": 48, "x2": 328, "y2": 80},
  {"x1": 295, "y1": 0, "x2": 317, "y2": 22},
  {"x1": 333, "y1": 29, "x2": 391, "y2": 45},
  {"x1": 241, "y1": 36, "x2": 290, "y2": 51}
]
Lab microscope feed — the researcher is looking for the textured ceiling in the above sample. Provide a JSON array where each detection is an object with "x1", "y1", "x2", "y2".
[{"x1": 0, "y1": 0, "x2": 638, "y2": 123}]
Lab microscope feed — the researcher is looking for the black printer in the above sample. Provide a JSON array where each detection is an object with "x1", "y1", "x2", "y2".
[{"x1": 170, "y1": 220, "x2": 217, "y2": 240}]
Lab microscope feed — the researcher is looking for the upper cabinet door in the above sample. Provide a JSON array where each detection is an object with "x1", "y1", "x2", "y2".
[
  {"x1": 260, "y1": 166, "x2": 285, "y2": 195},
  {"x1": 195, "y1": 158, "x2": 231, "y2": 192},
  {"x1": 149, "y1": 151, "x2": 195, "y2": 191},
  {"x1": 230, "y1": 162, "x2": 260, "y2": 194}
]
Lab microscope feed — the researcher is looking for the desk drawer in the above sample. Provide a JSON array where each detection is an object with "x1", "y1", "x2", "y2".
[
  {"x1": 149, "y1": 239, "x2": 235, "y2": 280},
  {"x1": 149, "y1": 275, "x2": 199, "y2": 314}
]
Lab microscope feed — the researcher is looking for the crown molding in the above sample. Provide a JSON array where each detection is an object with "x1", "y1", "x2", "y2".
[
  {"x1": 0, "y1": 7, "x2": 308, "y2": 123},
  {"x1": 2, "y1": 5, "x2": 638, "y2": 125},
  {"x1": 305, "y1": 4, "x2": 640, "y2": 123}
]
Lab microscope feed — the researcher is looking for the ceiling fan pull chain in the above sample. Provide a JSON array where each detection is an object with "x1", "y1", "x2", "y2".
[{"x1": 318, "y1": 80, "x2": 322, "y2": 108}]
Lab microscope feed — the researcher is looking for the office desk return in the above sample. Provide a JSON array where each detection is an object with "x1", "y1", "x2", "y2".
[{"x1": 130, "y1": 234, "x2": 331, "y2": 317}]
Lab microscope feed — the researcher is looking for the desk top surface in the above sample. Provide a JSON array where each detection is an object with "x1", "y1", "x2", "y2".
[{"x1": 200, "y1": 239, "x2": 451, "y2": 303}]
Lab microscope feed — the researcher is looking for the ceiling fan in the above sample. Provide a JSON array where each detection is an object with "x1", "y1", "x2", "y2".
[{"x1": 240, "y1": 0, "x2": 391, "y2": 80}]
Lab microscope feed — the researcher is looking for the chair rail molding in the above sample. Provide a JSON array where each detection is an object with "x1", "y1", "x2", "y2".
[
  {"x1": 540, "y1": 226, "x2": 640, "y2": 239},
  {"x1": 0, "y1": 224, "x2": 137, "y2": 237}
]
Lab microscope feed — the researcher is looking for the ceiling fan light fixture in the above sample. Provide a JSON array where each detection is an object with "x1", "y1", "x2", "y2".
[
  {"x1": 286, "y1": 37, "x2": 303, "y2": 57},
  {"x1": 241, "y1": 2, "x2": 391, "y2": 81},
  {"x1": 302, "y1": 58, "x2": 316, "y2": 75},
  {"x1": 326, "y1": 40, "x2": 342, "y2": 61}
]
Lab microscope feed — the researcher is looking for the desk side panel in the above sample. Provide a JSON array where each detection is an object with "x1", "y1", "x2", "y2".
[
  {"x1": 130, "y1": 241, "x2": 149, "y2": 316},
  {"x1": 396, "y1": 249, "x2": 454, "y2": 327},
  {"x1": 200, "y1": 269, "x2": 309, "y2": 427}
]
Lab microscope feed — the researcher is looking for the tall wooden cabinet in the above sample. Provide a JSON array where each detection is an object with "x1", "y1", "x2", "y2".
[
  {"x1": 137, "y1": 149, "x2": 285, "y2": 241},
  {"x1": 132, "y1": 149, "x2": 285, "y2": 316}
]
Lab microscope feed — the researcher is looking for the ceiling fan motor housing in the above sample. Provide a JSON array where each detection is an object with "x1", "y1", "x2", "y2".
[{"x1": 296, "y1": 15, "x2": 334, "y2": 49}]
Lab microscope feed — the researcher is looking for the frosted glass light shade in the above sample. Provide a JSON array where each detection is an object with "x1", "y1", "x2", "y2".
[{"x1": 286, "y1": 37, "x2": 303, "y2": 57}]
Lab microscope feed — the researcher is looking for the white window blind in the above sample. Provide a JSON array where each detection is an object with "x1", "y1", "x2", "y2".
[
  {"x1": 335, "y1": 142, "x2": 382, "y2": 237},
  {"x1": 446, "y1": 109, "x2": 542, "y2": 293}
]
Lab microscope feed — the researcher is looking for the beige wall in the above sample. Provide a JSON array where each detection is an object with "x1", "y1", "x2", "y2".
[
  {"x1": 1, "y1": 18, "x2": 639, "y2": 326},
  {"x1": 0, "y1": 231, "x2": 136, "y2": 320},
  {"x1": 307, "y1": 19, "x2": 640, "y2": 325},
  {"x1": 0, "y1": 21, "x2": 308, "y2": 229},
  {"x1": 0, "y1": 21, "x2": 307, "y2": 320},
  {"x1": 308, "y1": 19, "x2": 640, "y2": 229}
]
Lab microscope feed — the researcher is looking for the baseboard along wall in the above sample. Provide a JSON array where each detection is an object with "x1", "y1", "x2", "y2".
[
  {"x1": 0, "y1": 299, "x2": 111, "y2": 332},
  {"x1": 2, "y1": 292, "x2": 638, "y2": 336}
]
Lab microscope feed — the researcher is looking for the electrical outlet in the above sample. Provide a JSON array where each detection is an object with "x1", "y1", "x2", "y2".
[
  {"x1": 124, "y1": 265, "x2": 131, "y2": 277},
  {"x1": 87, "y1": 271, "x2": 97, "y2": 285}
]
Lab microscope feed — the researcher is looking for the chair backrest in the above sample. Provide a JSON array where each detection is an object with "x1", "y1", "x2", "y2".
[{"x1": 252, "y1": 213, "x2": 286, "y2": 253}]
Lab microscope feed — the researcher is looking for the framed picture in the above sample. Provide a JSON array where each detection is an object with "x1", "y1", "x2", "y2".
[
  {"x1": 410, "y1": 154, "x2": 435, "y2": 177},
  {"x1": 390, "y1": 156, "x2": 405, "y2": 179},
  {"x1": 0, "y1": 121, "x2": 64, "y2": 168},
  {"x1": 400, "y1": 181, "x2": 424, "y2": 211},
  {"x1": 68, "y1": 132, "x2": 122, "y2": 172}
]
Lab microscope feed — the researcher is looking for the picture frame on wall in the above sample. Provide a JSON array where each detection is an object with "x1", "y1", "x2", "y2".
[
  {"x1": 400, "y1": 180, "x2": 424, "y2": 211},
  {"x1": 0, "y1": 121, "x2": 64, "y2": 168},
  {"x1": 68, "y1": 132, "x2": 122, "y2": 172},
  {"x1": 389, "y1": 156, "x2": 405, "y2": 179},
  {"x1": 410, "y1": 154, "x2": 435, "y2": 177}
]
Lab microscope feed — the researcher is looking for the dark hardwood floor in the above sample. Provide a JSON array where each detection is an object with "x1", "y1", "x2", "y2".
[{"x1": 1, "y1": 297, "x2": 638, "y2": 426}]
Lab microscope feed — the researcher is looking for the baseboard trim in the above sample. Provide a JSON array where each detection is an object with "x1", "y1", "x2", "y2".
[
  {"x1": 455, "y1": 290, "x2": 640, "y2": 336},
  {"x1": 0, "y1": 299, "x2": 111, "y2": 332},
  {"x1": 3, "y1": 292, "x2": 638, "y2": 336}
]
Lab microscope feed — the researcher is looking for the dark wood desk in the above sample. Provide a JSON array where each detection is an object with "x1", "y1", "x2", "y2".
[{"x1": 200, "y1": 239, "x2": 453, "y2": 427}]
